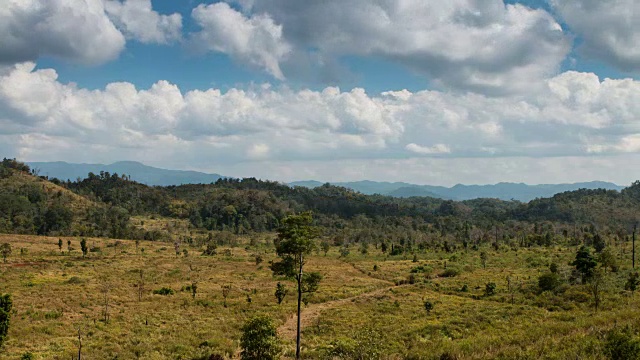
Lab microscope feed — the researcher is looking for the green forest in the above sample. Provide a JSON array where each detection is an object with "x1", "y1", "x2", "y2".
[{"x1": 3, "y1": 157, "x2": 640, "y2": 250}]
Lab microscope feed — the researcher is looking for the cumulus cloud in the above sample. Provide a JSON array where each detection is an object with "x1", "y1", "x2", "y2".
[
  {"x1": 3, "y1": 62, "x2": 640, "y2": 183},
  {"x1": 104, "y1": 0, "x2": 182, "y2": 44},
  {"x1": 228, "y1": 0, "x2": 570, "y2": 93},
  {"x1": 189, "y1": 2, "x2": 291, "y2": 80},
  {"x1": 406, "y1": 143, "x2": 451, "y2": 155},
  {"x1": 552, "y1": 0, "x2": 640, "y2": 72},
  {"x1": 0, "y1": 0, "x2": 126, "y2": 65}
]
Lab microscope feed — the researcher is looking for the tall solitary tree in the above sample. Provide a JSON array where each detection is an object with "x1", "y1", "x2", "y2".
[{"x1": 270, "y1": 212, "x2": 322, "y2": 360}]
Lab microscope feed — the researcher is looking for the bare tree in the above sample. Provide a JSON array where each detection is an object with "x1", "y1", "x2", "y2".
[
  {"x1": 137, "y1": 270, "x2": 145, "y2": 302},
  {"x1": 589, "y1": 270, "x2": 605, "y2": 312},
  {"x1": 99, "y1": 278, "x2": 112, "y2": 323}
]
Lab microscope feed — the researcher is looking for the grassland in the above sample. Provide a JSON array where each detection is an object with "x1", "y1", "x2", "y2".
[{"x1": 0, "y1": 233, "x2": 638, "y2": 359}]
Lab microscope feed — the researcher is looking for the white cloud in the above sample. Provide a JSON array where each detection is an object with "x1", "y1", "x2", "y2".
[
  {"x1": 246, "y1": 143, "x2": 270, "y2": 160},
  {"x1": 3, "y1": 62, "x2": 640, "y2": 183},
  {"x1": 0, "y1": 0, "x2": 125, "y2": 65},
  {"x1": 229, "y1": 0, "x2": 570, "y2": 93},
  {"x1": 104, "y1": 0, "x2": 182, "y2": 44},
  {"x1": 189, "y1": 2, "x2": 291, "y2": 80},
  {"x1": 406, "y1": 143, "x2": 451, "y2": 155},
  {"x1": 552, "y1": 0, "x2": 640, "y2": 72}
]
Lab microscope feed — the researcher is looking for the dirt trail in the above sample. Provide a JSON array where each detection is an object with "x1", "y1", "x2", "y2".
[{"x1": 277, "y1": 285, "x2": 396, "y2": 340}]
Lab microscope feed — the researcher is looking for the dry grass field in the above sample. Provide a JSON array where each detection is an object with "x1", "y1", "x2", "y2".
[{"x1": 0, "y1": 233, "x2": 638, "y2": 359}]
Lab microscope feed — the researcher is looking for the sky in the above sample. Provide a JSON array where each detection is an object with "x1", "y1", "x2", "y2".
[{"x1": 1, "y1": 0, "x2": 640, "y2": 186}]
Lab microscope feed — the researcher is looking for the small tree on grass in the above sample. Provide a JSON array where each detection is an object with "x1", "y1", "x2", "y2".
[
  {"x1": 270, "y1": 212, "x2": 322, "y2": 360},
  {"x1": 480, "y1": 251, "x2": 488, "y2": 269},
  {"x1": 80, "y1": 238, "x2": 88, "y2": 258},
  {"x1": 573, "y1": 245, "x2": 598, "y2": 284},
  {"x1": 58, "y1": 239, "x2": 63, "y2": 253},
  {"x1": 222, "y1": 285, "x2": 231, "y2": 307},
  {"x1": 189, "y1": 264, "x2": 199, "y2": 300},
  {"x1": 0, "y1": 293, "x2": 12, "y2": 348},
  {"x1": 275, "y1": 282, "x2": 288, "y2": 305},
  {"x1": 174, "y1": 241, "x2": 180, "y2": 258},
  {"x1": 321, "y1": 241, "x2": 330, "y2": 256},
  {"x1": 240, "y1": 315, "x2": 281, "y2": 360},
  {"x1": 100, "y1": 278, "x2": 111, "y2": 323},
  {"x1": 137, "y1": 270, "x2": 145, "y2": 301},
  {"x1": 67, "y1": 239, "x2": 72, "y2": 255},
  {"x1": 599, "y1": 247, "x2": 619, "y2": 273},
  {"x1": 423, "y1": 300, "x2": 434, "y2": 314},
  {"x1": 485, "y1": 282, "x2": 497, "y2": 296},
  {"x1": 625, "y1": 272, "x2": 640, "y2": 295},
  {"x1": 0, "y1": 243, "x2": 11, "y2": 263},
  {"x1": 589, "y1": 269, "x2": 605, "y2": 312},
  {"x1": 538, "y1": 272, "x2": 560, "y2": 292}
]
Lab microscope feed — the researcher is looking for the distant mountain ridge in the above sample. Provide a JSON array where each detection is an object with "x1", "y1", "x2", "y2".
[
  {"x1": 28, "y1": 161, "x2": 224, "y2": 186},
  {"x1": 289, "y1": 180, "x2": 625, "y2": 202},
  {"x1": 28, "y1": 161, "x2": 624, "y2": 201}
]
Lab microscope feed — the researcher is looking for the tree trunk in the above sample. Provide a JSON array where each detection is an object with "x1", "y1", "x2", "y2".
[
  {"x1": 77, "y1": 329, "x2": 82, "y2": 360},
  {"x1": 633, "y1": 225, "x2": 636, "y2": 269},
  {"x1": 296, "y1": 252, "x2": 303, "y2": 360}
]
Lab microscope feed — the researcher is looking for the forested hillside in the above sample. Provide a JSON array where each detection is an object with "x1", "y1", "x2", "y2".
[{"x1": 2, "y1": 158, "x2": 640, "y2": 249}]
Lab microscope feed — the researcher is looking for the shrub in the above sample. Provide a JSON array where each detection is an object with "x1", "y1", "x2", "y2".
[
  {"x1": 66, "y1": 276, "x2": 85, "y2": 285},
  {"x1": 538, "y1": 272, "x2": 560, "y2": 292},
  {"x1": 153, "y1": 287, "x2": 174, "y2": 296},
  {"x1": 485, "y1": 282, "x2": 497, "y2": 296},
  {"x1": 603, "y1": 326, "x2": 640, "y2": 360},
  {"x1": 424, "y1": 300, "x2": 434, "y2": 313},
  {"x1": 202, "y1": 243, "x2": 217, "y2": 256},
  {"x1": 410, "y1": 265, "x2": 433, "y2": 274},
  {"x1": 440, "y1": 268, "x2": 460, "y2": 278},
  {"x1": 240, "y1": 315, "x2": 280, "y2": 360}
]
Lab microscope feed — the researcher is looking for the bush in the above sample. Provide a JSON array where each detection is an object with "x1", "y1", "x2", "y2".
[
  {"x1": 440, "y1": 268, "x2": 460, "y2": 278},
  {"x1": 65, "y1": 276, "x2": 85, "y2": 285},
  {"x1": 538, "y1": 272, "x2": 560, "y2": 292},
  {"x1": 240, "y1": 315, "x2": 280, "y2": 360},
  {"x1": 202, "y1": 243, "x2": 217, "y2": 256},
  {"x1": 424, "y1": 300, "x2": 434, "y2": 313},
  {"x1": 485, "y1": 282, "x2": 497, "y2": 296},
  {"x1": 410, "y1": 265, "x2": 433, "y2": 274},
  {"x1": 603, "y1": 326, "x2": 640, "y2": 360},
  {"x1": 153, "y1": 287, "x2": 174, "y2": 296}
]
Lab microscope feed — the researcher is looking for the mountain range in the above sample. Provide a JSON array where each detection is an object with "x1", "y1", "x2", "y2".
[
  {"x1": 29, "y1": 161, "x2": 224, "y2": 187},
  {"x1": 28, "y1": 161, "x2": 625, "y2": 202}
]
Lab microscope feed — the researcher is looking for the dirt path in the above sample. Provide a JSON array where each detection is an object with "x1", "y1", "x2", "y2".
[{"x1": 277, "y1": 285, "x2": 396, "y2": 340}]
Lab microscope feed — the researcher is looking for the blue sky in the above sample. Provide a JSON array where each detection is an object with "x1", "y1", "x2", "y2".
[{"x1": 2, "y1": 0, "x2": 640, "y2": 185}]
